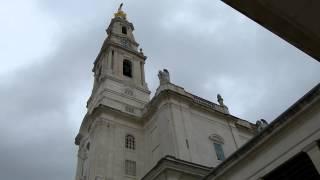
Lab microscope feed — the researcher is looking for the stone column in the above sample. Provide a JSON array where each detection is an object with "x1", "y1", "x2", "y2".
[
  {"x1": 88, "y1": 119, "x2": 114, "y2": 180},
  {"x1": 75, "y1": 145, "x2": 87, "y2": 180},
  {"x1": 107, "y1": 49, "x2": 113, "y2": 72},
  {"x1": 112, "y1": 50, "x2": 119, "y2": 76},
  {"x1": 116, "y1": 51, "x2": 122, "y2": 77},
  {"x1": 74, "y1": 147, "x2": 83, "y2": 180},
  {"x1": 101, "y1": 52, "x2": 108, "y2": 76},
  {"x1": 111, "y1": 50, "x2": 115, "y2": 73},
  {"x1": 140, "y1": 61, "x2": 145, "y2": 86},
  {"x1": 133, "y1": 59, "x2": 139, "y2": 84}
]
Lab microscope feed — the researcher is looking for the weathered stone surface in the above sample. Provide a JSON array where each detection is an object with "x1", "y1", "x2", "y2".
[{"x1": 74, "y1": 6, "x2": 256, "y2": 180}]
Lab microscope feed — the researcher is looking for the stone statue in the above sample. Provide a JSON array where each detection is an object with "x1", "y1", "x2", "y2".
[
  {"x1": 256, "y1": 119, "x2": 268, "y2": 132},
  {"x1": 217, "y1": 94, "x2": 224, "y2": 106},
  {"x1": 158, "y1": 69, "x2": 170, "y2": 85},
  {"x1": 139, "y1": 48, "x2": 144, "y2": 55}
]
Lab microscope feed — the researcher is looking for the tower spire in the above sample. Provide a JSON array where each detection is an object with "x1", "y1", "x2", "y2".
[
  {"x1": 118, "y1": 3, "x2": 123, "y2": 11},
  {"x1": 86, "y1": 3, "x2": 149, "y2": 114},
  {"x1": 114, "y1": 3, "x2": 127, "y2": 19}
]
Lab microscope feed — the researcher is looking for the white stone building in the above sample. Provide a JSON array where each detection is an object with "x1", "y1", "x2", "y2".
[
  {"x1": 205, "y1": 83, "x2": 320, "y2": 180},
  {"x1": 74, "y1": 5, "x2": 320, "y2": 180},
  {"x1": 74, "y1": 6, "x2": 257, "y2": 180}
]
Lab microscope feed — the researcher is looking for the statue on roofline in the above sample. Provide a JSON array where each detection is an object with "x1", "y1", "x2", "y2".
[
  {"x1": 217, "y1": 94, "x2": 224, "y2": 106},
  {"x1": 158, "y1": 69, "x2": 170, "y2": 85},
  {"x1": 256, "y1": 119, "x2": 269, "y2": 132}
]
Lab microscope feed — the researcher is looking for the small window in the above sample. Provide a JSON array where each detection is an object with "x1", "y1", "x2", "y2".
[
  {"x1": 209, "y1": 134, "x2": 225, "y2": 161},
  {"x1": 122, "y1": 26, "x2": 127, "y2": 34},
  {"x1": 123, "y1": 60, "x2": 132, "y2": 77},
  {"x1": 125, "y1": 160, "x2": 136, "y2": 176},
  {"x1": 86, "y1": 142, "x2": 90, "y2": 151},
  {"x1": 125, "y1": 134, "x2": 135, "y2": 150},
  {"x1": 214, "y1": 143, "x2": 225, "y2": 160}
]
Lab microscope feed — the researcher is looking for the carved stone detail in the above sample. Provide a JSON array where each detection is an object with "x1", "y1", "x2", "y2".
[{"x1": 209, "y1": 134, "x2": 225, "y2": 144}]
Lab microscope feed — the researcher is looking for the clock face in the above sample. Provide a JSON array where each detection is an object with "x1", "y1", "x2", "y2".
[{"x1": 120, "y1": 38, "x2": 129, "y2": 48}]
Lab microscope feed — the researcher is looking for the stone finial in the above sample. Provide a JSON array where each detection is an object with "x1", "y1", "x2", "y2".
[
  {"x1": 217, "y1": 94, "x2": 224, "y2": 106},
  {"x1": 256, "y1": 119, "x2": 269, "y2": 132},
  {"x1": 114, "y1": 3, "x2": 127, "y2": 19},
  {"x1": 158, "y1": 69, "x2": 170, "y2": 85},
  {"x1": 139, "y1": 48, "x2": 144, "y2": 55},
  {"x1": 118, "y1": 3, "x2": 123, "y2": 11}
]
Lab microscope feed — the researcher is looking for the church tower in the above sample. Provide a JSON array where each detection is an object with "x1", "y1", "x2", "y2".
[
  {"x1": 87, "y1": 3, "x2": 150, "y2": 115},
  {"x1": 74, "y1": 5, "x2": 151, "y2": 180}
]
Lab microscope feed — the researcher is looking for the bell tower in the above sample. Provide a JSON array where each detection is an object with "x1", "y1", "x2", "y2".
[
  {"x1": 88, "y1": 3, "x2": 150, "y2": 116},
  {"x1": 74, "y1": 5, "x2": 151, "y2": 180}
]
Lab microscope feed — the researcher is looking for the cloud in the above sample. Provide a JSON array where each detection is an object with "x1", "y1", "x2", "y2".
[
  {"x1": 0, "y1": 14, "x2": 101, "y2": 180},
  {"x1": 0, "y1": 0, "x2": 59, "y2": 75},
  {"x1": 0, "y1": 0, "x2": 319, "y2": 179}
]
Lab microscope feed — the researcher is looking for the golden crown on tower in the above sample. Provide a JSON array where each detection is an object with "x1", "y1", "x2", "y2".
[{"x1": 114, "y1": 3, "x2": 127, "y2": 19}]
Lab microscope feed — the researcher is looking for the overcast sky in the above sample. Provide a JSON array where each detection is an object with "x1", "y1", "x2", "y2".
[{"x1": 1, "y1": 0, "x2": 319, "y2": 179}]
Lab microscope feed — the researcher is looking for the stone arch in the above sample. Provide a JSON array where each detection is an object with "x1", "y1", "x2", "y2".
[{"x1": 125, "y1": 134, "x2": 135, "y2": 150}]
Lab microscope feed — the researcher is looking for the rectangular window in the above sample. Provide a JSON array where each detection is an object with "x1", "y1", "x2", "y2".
[
  {"x1": 122, "y1": 26, "x2": 127, "y2": 34},
  {"x1": 123, "y1": 59, "x2": 133, "y2": 78},
  {"x1": 125, "y1": 160, "x2": 136, "y2": 176},
  {"x1": 214, "y1": 143, "x2": 225, "y2": 161}
]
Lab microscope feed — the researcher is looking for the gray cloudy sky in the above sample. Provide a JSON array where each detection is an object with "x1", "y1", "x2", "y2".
[{"x1": 1, "y1": 0, "x2": 319, "y2": 179}]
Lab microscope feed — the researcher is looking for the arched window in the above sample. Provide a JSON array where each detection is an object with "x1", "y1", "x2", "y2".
[
  {"x1": 125, "y1": 134, "x2": 135, "y2": 150},
  {"x1": 123, "y1": 60, "x2": 132, "y2": 77},
  {"x1": 209, "y1": 134, "x2": 225, "y2": 161},
  {"x1": 122, "y1": 26, "x2": 127, "y2": 34}
]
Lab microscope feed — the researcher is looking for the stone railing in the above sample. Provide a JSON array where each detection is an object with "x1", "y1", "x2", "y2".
[{"x1": 192, "y1": 95, "x2": 226, "y2": 113}]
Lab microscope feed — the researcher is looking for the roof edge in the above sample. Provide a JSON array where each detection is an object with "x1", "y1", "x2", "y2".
[{"x1": 204, "y1": 83, "x2": 320, "y2": 179}]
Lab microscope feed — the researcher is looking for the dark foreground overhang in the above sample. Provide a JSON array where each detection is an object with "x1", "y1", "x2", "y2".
[{"x1": 221, "y1": 0, "x2": 320, "y2": 62}]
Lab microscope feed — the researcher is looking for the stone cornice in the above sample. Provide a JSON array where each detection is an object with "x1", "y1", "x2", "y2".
[
  {"x1": 93, "y1": 104, "x2": 142, "y2": 123},
  {"x1": 141, "y1": 87, "x2": 254, "y2": 129},
  {"x1": 101, "y1": 74, "x2": 150, "y2": 93},
  {"x1": 104, "y1": 41, "x2": 146, "y2": 59},
  {"x1": 204, "y1": 83, "x2": 320, "y2": 179},
  {"x1": 142, "y1": 155, "x2": 212, "y2": 180},
  {"x1": 75, "y1": 104, "x2": 143, "y2": 144},
  {"x1": 86, "y1": 81, "x2": 150, "y2": 113},
  {"x1": 93, "y1": 40, "x2": 146, "y2": 69},
  {"x1": 75, "y1": 83, "x2": 257, "y2": 145},
  {"x1": 111, "y1": 33, "x2": 139, "y2": 47}
]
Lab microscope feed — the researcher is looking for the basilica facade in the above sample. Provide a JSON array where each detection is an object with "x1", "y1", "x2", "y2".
[
  {"x1": 74, "y1": 5, "x2": 320, "y2": 180},
  {"x1": 74, "y1": 6, "x2": 257, "y2": 180}
]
